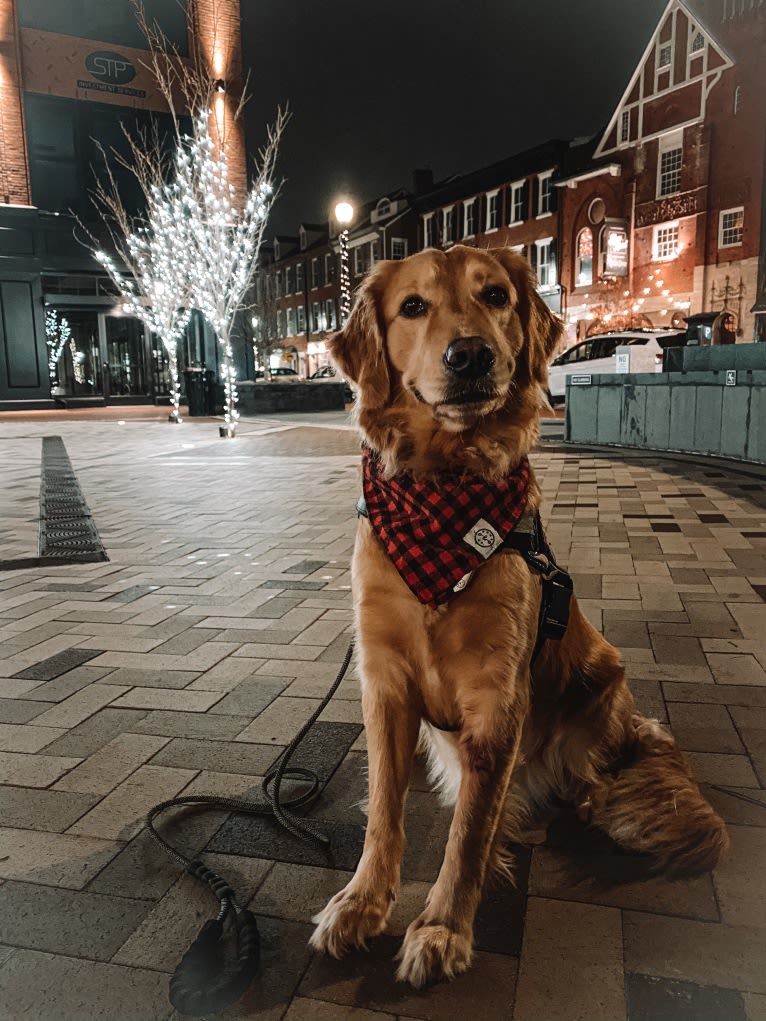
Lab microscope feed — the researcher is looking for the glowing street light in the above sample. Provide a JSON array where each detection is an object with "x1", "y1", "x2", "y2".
[{"x1": 334, "y1": 200, "x2": 354, "y2": 324}]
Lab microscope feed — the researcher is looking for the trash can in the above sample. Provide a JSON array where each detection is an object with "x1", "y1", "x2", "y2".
[{"x1": 184, "y1": 368, "x2": 215, "y2": 416}]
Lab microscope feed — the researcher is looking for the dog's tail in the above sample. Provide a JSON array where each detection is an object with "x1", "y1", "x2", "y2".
[{"x1": 581, "y1": 714, "x2": 729, "y2": 875}]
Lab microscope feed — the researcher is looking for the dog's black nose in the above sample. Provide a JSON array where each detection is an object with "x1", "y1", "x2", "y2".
[{"x1": 443, "y1": 337, "x2": 496, "y2": 379}]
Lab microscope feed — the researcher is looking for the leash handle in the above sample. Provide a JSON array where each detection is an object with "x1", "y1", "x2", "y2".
[{"x1": 169, "y1": 907, "x2": 260, "y2": 1016}]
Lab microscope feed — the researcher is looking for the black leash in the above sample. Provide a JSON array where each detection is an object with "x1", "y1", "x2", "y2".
[{"x1": 145, "y1": 639, "x2": 355, "y2": 1017}]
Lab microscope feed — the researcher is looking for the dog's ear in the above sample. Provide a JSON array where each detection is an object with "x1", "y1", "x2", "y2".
[
  {"x1": 327, "y1": 264, "x2": 391, "y2": 408},
  {"x1": 491, "y1": 247, "x2": 563, "y2": 388}
]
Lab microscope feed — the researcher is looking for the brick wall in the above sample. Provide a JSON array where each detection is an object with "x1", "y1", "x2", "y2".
[{"x1": 0, "y1": 0, "x2": 31, "y2": 204}]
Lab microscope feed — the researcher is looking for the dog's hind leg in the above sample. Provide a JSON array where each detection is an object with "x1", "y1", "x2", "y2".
[{"x1": 580, "y1": 713, "x2": 729, "y2": 875}]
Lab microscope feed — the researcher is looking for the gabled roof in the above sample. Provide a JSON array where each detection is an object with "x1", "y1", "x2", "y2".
[{"x1": 594, "y1": 0, "x2": 733, "y2": 158}]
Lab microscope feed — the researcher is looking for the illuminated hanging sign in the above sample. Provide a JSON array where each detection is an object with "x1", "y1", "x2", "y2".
[
  {"x1": 79, "y1": 51, "x2": 146, "y2": 97},
  {"x1": 603, "y1": 226, "x2": 628, "y2": 277}
]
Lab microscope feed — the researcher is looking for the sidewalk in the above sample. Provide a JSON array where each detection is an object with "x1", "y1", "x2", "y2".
[{"x1": 0, "y1": 410, "x2": 765, "y2": 1021}]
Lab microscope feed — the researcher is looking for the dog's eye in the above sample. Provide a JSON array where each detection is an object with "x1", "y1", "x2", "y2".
[
  {"x1": 481, "y1": 286, "x2": 509, "y2": 308},
  {"x1": 399, "y1": 296, "x2": 428, "y2": 319}
]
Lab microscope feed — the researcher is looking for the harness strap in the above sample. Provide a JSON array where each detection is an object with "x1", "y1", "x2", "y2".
[{"x1": 356, "y1": 495, "x2": 574, "y2": 661}]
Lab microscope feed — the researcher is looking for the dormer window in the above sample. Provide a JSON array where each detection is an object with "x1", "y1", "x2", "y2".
[
  {"x1": 273, "y1": 240, "x2": 281, "y2": 261},
  {"x1": 299, "y1": 226, "x2": 307, "y2": 250},
  {"x1": 376, "y1": 198, "x2": 391, "y2": 218}
]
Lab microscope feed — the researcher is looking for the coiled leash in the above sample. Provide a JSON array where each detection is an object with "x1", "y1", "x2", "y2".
[{"x1": 145, "y1": 640, "x2": 354, "y2": 1016}]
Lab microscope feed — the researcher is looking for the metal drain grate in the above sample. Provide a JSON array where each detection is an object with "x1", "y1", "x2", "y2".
[{"x1": 38, "y1": 436, "x2": 108, "y2": 563}]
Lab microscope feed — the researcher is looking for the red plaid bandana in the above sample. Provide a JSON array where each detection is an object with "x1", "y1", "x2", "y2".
[{"x1": 362, "y1": 450, "x2": 530, "y2": 608}]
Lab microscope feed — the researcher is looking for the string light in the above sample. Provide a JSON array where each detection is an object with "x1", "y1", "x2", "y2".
[
  {"x1": 165, "y1": 110, "x2": 276, "y2": 437},
  {"x1": 44, "y1": 309, "x2": 71, "y2": 383}
]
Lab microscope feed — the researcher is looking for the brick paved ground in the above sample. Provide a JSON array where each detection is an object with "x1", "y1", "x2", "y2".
[{"x1": 0, "y1": 409, "x2": 765, "y2": 1021}]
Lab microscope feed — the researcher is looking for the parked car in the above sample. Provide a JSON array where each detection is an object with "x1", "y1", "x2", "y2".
[
  {"x1": 255, "y1": 367, "x2": 300, "y2": 380},
  {"x1": 309, "y1": 364, "x2": 354, "y2": 402},
  {"x1": 547, "y1": 329, "x2": 687, "y2": 402}
]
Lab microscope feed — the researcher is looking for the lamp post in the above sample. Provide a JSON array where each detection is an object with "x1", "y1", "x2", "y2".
[{"x1": 334, "y1": 201, "x2": 354, "y2": 325}]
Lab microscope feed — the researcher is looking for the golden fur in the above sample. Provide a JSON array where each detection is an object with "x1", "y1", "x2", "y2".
[{"x1": 309, "y1": 245, "x2": 728, "y2": 987}]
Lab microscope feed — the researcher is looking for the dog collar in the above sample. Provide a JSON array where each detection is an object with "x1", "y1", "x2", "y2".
[{"x1": 360, "y1": 450, "x2": 530, "y2": 608}]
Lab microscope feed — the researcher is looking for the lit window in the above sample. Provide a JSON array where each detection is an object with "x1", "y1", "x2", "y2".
[
  {"x1": 463, "y1": 199, "x2": 476, "y2": 237},
  {"x1": 486, "y1": 191, "x2": 500, "y2": 231},
  {"x1": 658, "y1": 145, "x2": 682, "y2": 196},
  {"x1": 654, "y1": 224, "x2": 679, "y2": 260},
  {"x1": 576, "y1": 228, "x2": 593, "y2": 287},
  {"x1": 296, "y1": 305, "x2": 306, "y2": 333},
  {"x1": 509, "y1": 181, "x2": 525, "y2": 224},
  {"x1": 620, "y1": 109, "x2": 630, "y2": 144},
  {"x1": 719, "y1": 207, "x2": 744, "y2": 247},
  {"x1": 391, "y1": 238, "x2": 408, "y2": 260},
  {"x1": 536, "y1": 239, "x2": 556, "y2": 288},
  {"x1": 538, "y1": 172, "x2": 553, "y2": 216}
]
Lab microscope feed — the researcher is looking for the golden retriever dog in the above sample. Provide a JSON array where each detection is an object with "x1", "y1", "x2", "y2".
[{"x1": 309, "y1": 245, "x2": 728, "y2": 987}]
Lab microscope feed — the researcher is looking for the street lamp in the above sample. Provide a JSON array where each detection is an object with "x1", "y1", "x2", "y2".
[{"x1": 334, "y1": 201, "x2": 354, "y2": 324}]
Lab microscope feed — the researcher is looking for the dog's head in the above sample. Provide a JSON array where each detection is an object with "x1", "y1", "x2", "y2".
[{"x1": 329, "y1": 245, "x2": 562, "y2": 473}]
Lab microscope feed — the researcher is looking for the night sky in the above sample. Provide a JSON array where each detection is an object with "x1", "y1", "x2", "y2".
[{"x1": 240, "y1": 0, "x2": 668, "y2": 238}]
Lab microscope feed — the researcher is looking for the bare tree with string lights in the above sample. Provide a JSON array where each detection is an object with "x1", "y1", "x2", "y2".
[
  {"x1": 164, "y1": 109, "x2": 283, "y2": 436},
  {"x1": 91, "y1": 154, "x2": 191, "y2": 422}
]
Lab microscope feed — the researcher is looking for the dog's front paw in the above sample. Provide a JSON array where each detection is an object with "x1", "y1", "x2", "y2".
[
  {"x1": 310, "y1": 883, "x2": 394, "y2": 959},
  {"x1": 395, "y1": 920, "x2": 473, "y2": 987}
]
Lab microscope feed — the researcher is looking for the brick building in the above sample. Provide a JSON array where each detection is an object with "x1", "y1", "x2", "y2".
[
  {"x1": 0, "y1": 0, "x2": 246, "y2": 408},
  {"x1": 556, "y1": 0, "x2": 766, "y2": 343}
]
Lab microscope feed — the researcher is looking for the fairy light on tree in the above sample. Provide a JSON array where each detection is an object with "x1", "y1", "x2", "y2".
[
  {"x1": 92, "y1": 169, "x2": 191, "y2": 422},
  {"x1": 44, "y1": 309, "x2": 71, "y2": 384},
  {"x1": 166, "y1": 109, "x2": 283, "y2": 437}
]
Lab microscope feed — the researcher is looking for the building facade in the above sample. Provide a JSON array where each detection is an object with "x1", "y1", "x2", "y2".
[
  {"x1": 0, "y1": 0, "x2": 246, "y2": 408},
  {"x1": 557, "y1": 0, "x2": 765, "y2": 343}
]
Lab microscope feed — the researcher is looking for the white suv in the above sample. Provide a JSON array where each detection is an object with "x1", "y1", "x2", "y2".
[{"x1": 547, "y1": 329, "x2": 687, "y2": 402}]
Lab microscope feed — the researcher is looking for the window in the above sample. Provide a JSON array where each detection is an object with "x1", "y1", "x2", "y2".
[
  {"x1": 296, "y1": 305, "x2": 306, "y2": 333},
  {"x1": 657, "y1": 134, "x2": 682, "y2": 196},
  {"x1": 424, "y1": 213, "x2": 437, "y2": 247},
  {"x1": 311, "y1": 302, "x2": 323, "y2": 332},
  {"x1": 286, "y1": 307, "x2": 296, "y2": 336},
  {"x1": 325, "y1": 298, "x2": 337, "y2": 331},
  {"x1": 391, "y1": 237, "x2": 408, "y2": 260},
  {"x1": 442, "y1": 206, "x2": 455, "y2": 245},
  {"x1": 325, "y1": 253, "x2": 336, "y2": 283},
  {"x1": 354, "y1": 246, "x2": 370, "y2": 276},
  {"x1": 576, "y1": 228, "x2": 593, "y2": 287},
  {"x1": 463, "y1": 199, "x2": 476, "y2": 237},
  {"x1": 509, "y1": 181, "x2": 525, "y2": 224},
  {"x1": 658, "y1": 41, "x2": 672, "y2": 68},
  {"x1": 311, "y1": 258, "x2": 321, "y2": 289},
  {"x1": 654, "y1": 223, "x2": 680, "y2": 260},
  {"x1": 370, "y1": 239, "x2": 380, "y2": 265},
  {"x1": 690, "y1": 28, "x2": 704, "y2": 52},
  {"x1": 275, "y1": 271, "x2": 282, "y2": 297},
  {"x1": 620, "y1": 109, "x2": 630, "y2": 144},
  {"x1": 536, "y1": 239, "x2": 555, "y2": 288},
  {"x1": 537, "y1": 172, "x2": 553, "y2": 216},
  {"x1": 719, "y1": 207, "x2": 744, "y2": 247},
  {"x1": 486, "y1": 190, "x2": 500, "y2": 231},
  {"x1": 284, "y1": 266, "x2": 293, "y2": 294},
  {"x1": 295, "y1": 263, "x2": 304, "y2": 292},
  {"x1": 276, "y1": 309, "x2": 285, "y2": 337}
]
